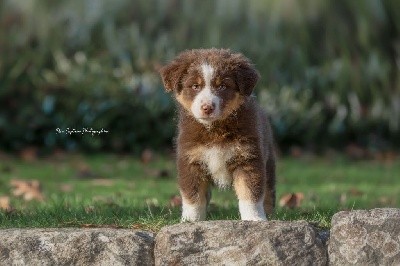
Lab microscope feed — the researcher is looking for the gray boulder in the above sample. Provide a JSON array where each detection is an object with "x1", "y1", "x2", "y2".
[
  {"x1": 0, "y1": 228, "x2": 154, "y2": 266},
  {"x1": 155, "y1": 220, "x2": 328, "y2": 266},
  {"x1": 329, "y1": 208, "x2": 400, "y2": 265}
]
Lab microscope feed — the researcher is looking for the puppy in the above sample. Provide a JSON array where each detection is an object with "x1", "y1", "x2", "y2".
[{"x1": 159, "y1": 48, "x2": 276, "y2": 221}]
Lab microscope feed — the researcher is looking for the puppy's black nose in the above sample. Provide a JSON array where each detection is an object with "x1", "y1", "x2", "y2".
[{"x1": 201, "y1": 103, "x2": 215, "y2": 115}]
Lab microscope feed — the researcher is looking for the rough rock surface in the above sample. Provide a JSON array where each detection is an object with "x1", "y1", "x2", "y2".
[
  {"x1": 155, "y1": 220, "x2": 327, "y2": 266},
  {"x1": 329, "y1": 208, "x2": 400, "y2": 265},
  {"x1": 0, "y1": 228, "x2": 154, "y2": 266}
]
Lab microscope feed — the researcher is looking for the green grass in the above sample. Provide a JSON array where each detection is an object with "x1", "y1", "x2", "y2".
[{"x1": 0, "y1": 153, "x2": 399, "y2": 231}]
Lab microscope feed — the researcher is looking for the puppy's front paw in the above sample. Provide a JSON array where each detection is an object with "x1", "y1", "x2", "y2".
[
  {"x1": 181, "y1": 201, "x2": 206, "y2": 222},
  {"x1": 239, "y1": 200, "x2": 267, "y2": 221}
]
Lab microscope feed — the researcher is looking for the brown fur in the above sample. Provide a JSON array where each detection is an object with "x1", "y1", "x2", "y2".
[{"x1": 159, "y1": 48, "x2": 276, "y2": 218}]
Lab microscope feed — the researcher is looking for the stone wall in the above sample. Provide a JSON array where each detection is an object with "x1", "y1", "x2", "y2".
[
  {"x1": 0, "y1": 228, "x2": 154, "y2": 265},
  {"x1": 0, "y1": 208, "x2": 399, "y2": 265}
]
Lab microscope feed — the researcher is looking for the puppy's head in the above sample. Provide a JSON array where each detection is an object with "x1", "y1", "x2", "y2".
[{"x1": 159, "y1": 49, "x2": 259, "y2": 126}]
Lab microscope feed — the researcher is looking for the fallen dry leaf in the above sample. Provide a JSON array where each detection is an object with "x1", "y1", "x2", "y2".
[
  {"x1": 52, "y1": 148, "x2": 67, "y2": 160},
  {"x1": 131, "y1": 223, "x2": 145, "y2": 230},
  {"x1": 373, "y1": 151, "x2": 398, "y2": 164},
  {"x1": 10, "y1": 179, "x2": 45, "y2": 201},
  {"x1": 76, "y1": 163, "x2": 98, "y2": 179},
  {"x1": 348, "y1": 188, "x2": 364, "y2": 196},
  {"x1": 19, "y1": 147, "x2": 38, "y2": 162},
  {"x1": 59, "y1": 184, "x2": 73, "y2": 192},
  {"x1": 90, "y1": 179, "x2": 114, "y2": 187},
  {"x1": 290, "y1": 146, "x2": 303, "y2": 158},
  {"x1": 0, "y1": 196, "x2": 12, "y2": 211},
  {"x1": 141, "y1": 148, "x2": 154, "y2": 164},
  {"x1": 279, "y1": 192, "x2": 304, "y2": 208},
  {"x1": 345, "y1": 144, "x2": 369, "y2": 160},
  {"x1": 169, "y1": 195, "x2": 182, "y2": 207}
]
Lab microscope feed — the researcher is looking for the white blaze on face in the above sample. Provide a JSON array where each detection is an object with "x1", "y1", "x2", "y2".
[
  {"x1": 202, "y1": 63, "x2": 214, "y2": 88},
  {"x1": 191, "y1": 64, "x2": 221, "y2": 125}
]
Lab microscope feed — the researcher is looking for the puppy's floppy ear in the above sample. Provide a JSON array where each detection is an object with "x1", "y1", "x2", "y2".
[
  {"x1": 159, "y1": 51, "x2": 194, "y2": 92},
  {"x1": 235, "y1": 56, "x2": 260, "y2": 96}
]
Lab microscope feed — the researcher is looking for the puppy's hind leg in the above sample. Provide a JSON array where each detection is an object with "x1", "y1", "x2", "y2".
[{"x1": 264, "y1": 157, "x2": 276, "y2": 216}]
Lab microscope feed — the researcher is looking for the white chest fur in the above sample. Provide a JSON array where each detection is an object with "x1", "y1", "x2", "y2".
[{"x1": 200, "y1": 146, "x2": 235, "y2": 189}]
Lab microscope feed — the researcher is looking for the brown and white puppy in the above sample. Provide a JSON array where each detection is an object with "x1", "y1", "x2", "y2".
[{"x1": 159, "y1": 48, "x2": 276, "y2": 221}]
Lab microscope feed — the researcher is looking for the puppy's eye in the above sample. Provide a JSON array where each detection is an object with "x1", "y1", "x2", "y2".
[
  {"x1": 218, "y1": 85, "x2": 226, "y2": 91},
  {"x1": 191, "y1": 84, "x2": 201, "y2": 91}
]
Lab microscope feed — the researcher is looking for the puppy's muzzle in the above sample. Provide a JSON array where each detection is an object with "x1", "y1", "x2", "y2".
[{"x1": 201, "y1": 103, "x2": 215, "y2": 116}]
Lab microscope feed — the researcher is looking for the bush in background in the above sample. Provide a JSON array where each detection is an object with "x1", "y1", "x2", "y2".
[{"x1": 0, "y1": 0, "x2": 399, "y2": 153}]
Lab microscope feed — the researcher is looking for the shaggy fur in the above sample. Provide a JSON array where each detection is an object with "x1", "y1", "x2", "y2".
[{"x1": 159, "y1": 48, "x2": 276, "y2": 221}]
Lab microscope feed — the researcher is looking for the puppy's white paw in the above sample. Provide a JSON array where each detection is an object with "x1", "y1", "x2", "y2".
[
  {"x1": 238, "y1": 199, "x2": 267, "y2": 221},
  {"x1": 181, "y1": 199, "x2": 206, "y2": 222}
]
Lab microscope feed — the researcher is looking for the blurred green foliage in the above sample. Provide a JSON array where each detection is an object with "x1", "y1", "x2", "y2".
[{"x1": 0, "y1": 0, "x2": 399, "y2": 152}]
